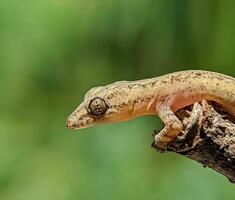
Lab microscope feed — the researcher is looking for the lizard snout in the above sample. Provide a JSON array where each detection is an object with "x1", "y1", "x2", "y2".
[
  {"x1": 66, "y1": 116, "x2": 79, "y2": 129},
  {"x1": 67, "y1": 108, "x2": 94, "y2": 130}
]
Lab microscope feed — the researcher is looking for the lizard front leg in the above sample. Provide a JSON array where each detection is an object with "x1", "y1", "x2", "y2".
[{"x1": 154, "y1": 106, "x2": 183, "y2": 151}]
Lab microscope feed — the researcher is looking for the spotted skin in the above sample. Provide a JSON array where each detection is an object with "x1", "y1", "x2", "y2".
[{"x1": 67, "y1": 70, "x2": 235, "y2": 150}]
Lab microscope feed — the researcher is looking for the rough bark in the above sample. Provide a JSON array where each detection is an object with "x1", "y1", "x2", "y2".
[{"x1": 152, "y1": 100, "x2": 235, "y2": 183}]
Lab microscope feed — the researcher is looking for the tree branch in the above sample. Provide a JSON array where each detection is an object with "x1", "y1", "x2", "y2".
[{"x1": 152, "y1": 101, "x2": 235, "y2": 183}]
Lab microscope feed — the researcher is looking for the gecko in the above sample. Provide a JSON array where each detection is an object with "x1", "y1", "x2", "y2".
[{"x1": 66, "y1": 70, "x2": 235, "y2": 150}]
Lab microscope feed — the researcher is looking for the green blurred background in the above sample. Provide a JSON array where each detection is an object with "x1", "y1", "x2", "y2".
[{"x1": 1, "y1": 0, "x2": 235, "y2": 200}]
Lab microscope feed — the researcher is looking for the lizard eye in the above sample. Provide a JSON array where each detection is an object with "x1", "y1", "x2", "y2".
[{"x1": 88, "y1": 97, "x2": 108, "y2": 116}]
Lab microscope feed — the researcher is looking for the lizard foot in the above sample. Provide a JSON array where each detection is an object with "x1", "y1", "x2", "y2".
[
  {"x1": 169, "y1": 102, "x2": 203, "y2": 152},
  {"x1": 152, "y1": 129, "x2": 168, "y2": 152},
  {"x1": 152, "y1": 128, "x2": 175, "y2": 152},
  {"x1": 153, "y1": 121, "x2": 184, "y2": 152},
  {"x1": 152, "y1": 106, "x2": 184, "y2": 152},
  {"x1": 152, "y1": 140, "x2": 168, "y2": 152},
  {"x1": 152, "y1": 129, "x2": 161, "y2": 137}
]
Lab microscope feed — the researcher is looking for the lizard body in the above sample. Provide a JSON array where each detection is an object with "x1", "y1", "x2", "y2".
[{"x1": 67, "y1": 70, "x2": 235, "y2": 149}]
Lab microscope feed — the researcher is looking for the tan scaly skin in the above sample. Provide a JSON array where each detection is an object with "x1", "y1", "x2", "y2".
[{"x1": 66, "y1": 70, "x2": 235, "y2": 150}]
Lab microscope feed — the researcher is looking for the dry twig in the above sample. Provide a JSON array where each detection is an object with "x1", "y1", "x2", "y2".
[{"x1": 153, "y1": 100, "x2": 235, "y2": 183}]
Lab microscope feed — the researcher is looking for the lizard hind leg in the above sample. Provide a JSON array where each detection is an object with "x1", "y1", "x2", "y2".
[{"x1": 154, "y1": 106, "x2": 184, "y2": 151}]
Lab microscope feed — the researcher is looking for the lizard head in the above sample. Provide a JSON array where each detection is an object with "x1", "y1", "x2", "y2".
[{"x1": 66, "y1": 82, "x2": 136, "y2": 130}]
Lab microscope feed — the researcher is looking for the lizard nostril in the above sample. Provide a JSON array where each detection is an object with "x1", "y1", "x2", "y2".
[
  {"x1": 66, "y1": 120, "x2": 72, "y2": 128},
  {"x1": 66, "y1": 119, "x2": 78, "y2": 129},
  {"x1": 66, "y1": 114, "x2": 79, "y2": 129}
]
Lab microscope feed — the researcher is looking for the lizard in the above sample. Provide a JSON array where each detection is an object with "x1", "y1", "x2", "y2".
[{"x1": 66, "y1": 70, "x2": 235, "y2": 150}]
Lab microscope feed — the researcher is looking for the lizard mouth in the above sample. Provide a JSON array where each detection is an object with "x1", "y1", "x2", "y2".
[{"x1": 66, "y1": 119, "x2": 89, "y2": 130}]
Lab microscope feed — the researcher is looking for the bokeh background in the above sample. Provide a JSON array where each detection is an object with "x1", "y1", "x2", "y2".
[{"x1": 1, "y1": 0, "x2": 235, "y2": 200}]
